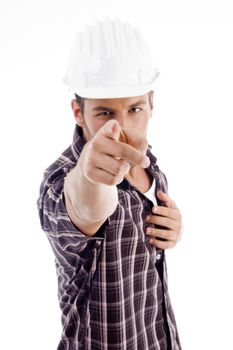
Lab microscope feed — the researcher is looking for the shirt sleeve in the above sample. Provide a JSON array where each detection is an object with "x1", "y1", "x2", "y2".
[{"x1": 37, "y1": 162, "x2": 105, "y2": 267}]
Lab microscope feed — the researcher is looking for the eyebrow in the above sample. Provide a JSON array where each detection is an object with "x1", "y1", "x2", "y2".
[
  {"x1": 91, "y1": 100, "x2": 147, "y2": 112},
  {"x1": 129, "y1": 100, "x2": 147, "y2": 108}
]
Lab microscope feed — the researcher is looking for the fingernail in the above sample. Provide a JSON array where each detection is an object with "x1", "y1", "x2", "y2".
[
  {"x1": 146, "y1": 215, "x2": 150, "y2": 221},
  {"x1": 103, "y1": 120, "x2": 115, "y2": 133},
  {"x1": 146, "y1": 228, "x2": 151, "y2": 234},
  {"x1": 152, "y1": 206, "x2": 158, "y2": 213}
]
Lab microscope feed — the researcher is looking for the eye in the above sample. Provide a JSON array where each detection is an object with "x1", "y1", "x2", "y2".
[
  {"x1": 129, "y1": 107, "x2": 141, "y2": 113},
  {"x1": 97, "y1": 111, "x2": 113, "y2": 117}
]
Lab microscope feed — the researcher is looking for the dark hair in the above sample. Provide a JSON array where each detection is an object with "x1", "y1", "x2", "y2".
[{"x1": 74, "y1": 93, "x2": 85, "y2": 115}]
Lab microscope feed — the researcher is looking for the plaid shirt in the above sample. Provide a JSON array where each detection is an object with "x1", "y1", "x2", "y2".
[{"x1": 37, "y1": 125, "x2": 182, "y2": 350}]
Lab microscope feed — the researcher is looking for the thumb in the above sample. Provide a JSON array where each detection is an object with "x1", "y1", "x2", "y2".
[
  {"x1": 156, "y1": 190, "x2": 176, "y2": 209},
  {"x1": 102, "y1": 120, "x2": 121, "y2": 141}
]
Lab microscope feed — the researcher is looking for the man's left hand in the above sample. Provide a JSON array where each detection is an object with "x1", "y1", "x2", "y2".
[{"x1": 146, "y1": 190, "x2": 183, "y2": 249}]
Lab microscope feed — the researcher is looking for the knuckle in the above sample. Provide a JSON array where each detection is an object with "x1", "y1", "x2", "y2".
[
  {"x1": 114, "y1": 160, "x2": 129, "y2": 176},
  {"x1": 161, "y1": 240, "x2": 172, "y2": 249},
  {"x1": 110, "y1": 176, "x2": 119, "y2": 185},
  {"x1": 115, "y1": 176, "x2": 124, "y2": 185},
  {"x1": 90, "y1": 138, "x2": 100, "y2": 152},
  {"x1": 160, "y1": 230, "x2": 168, "y2": 240},
  {"x1": 100, "y1": 173, "x2": 113, "y2": 186},
  {"x1": 107, "y1": 175, "x2": 123, "y2": 186},
  {"x1": 138, "y1": 153, "x2": 146, "y2": 165},
  {"x1": 105, "y1": 177, "x2": 114, "y2": 186},
  {"x1": 148, "y1": 228, "x2": 155, "y2": 237},
  {"x1": 170, "y1": 231, "x2": 177, "y2": 241},
  {"x1": 86, "y1": 154, "x2": 97, "y2": 169},
  {"x1": 114, "y1": 161, "x2": 123, "y2": 175},
  {"x1": 102, "y1": 173, "x2": 113, "y2": 186},
  {"x1": 159, "y1": 217, "x2": 166, "y2": 227},
  {"x1": 164, "y1": 230, "x2": 172, "y2": 241},
  {"x1": 169, "y1": 241, "x2": 176, "y2": 249},
  {"x1": 156, "y1": 240, "x2": 166, "y2": 250},
  {"x1": 85, "y1": 166, "x2": 95, "y2": 180}
]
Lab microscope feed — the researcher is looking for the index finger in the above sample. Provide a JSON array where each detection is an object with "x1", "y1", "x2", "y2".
[
  {"x1": 111, "y1": 141, "x2": 150, "y2": 168},
  {"x1": 156, "y1": 190, "x2": 178, "y2": 209},
  {"x1": 151, "y1": 205, "x2": 181, "y2": 221},
  {"x1": 101, "y1": 120, "x2": 150, "y2": 168}
]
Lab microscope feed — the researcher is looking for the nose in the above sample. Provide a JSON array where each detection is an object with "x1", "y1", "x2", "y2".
[{"x1": 115, "y1": 113, "x2": 131, "y2": 129}]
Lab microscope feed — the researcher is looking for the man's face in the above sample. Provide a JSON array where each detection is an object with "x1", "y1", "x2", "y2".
[{"x1": 72, "y1": 91, "x2": 154, "y2": 141}]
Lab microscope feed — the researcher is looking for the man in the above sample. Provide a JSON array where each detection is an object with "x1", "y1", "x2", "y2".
[{"x1": 37, "y1": 18, "x2": 183, "y2": 349}]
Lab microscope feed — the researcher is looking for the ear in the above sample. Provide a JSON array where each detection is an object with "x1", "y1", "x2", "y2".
[
  {"x1": 71, "y1": 99, "x2": 85, "y2": 128},
  {"x1": 148, "y1": 90, "x2": 154, "y2": 110},
  {"x1": 148, "y1": 90, "x2": 154, "y2": 118}
]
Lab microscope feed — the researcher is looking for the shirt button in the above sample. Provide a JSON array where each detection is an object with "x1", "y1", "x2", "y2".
[
  {"x1": 156, "y1": 253, "x2": 161, "y2": 260},
  {"x1": 63, "y1": 167, "x2": 69, "y2": 173}
]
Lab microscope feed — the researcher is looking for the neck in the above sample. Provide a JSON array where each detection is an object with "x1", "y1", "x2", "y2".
[{"x1": 125, "y1": 166, "x2": 153, "y2": 193}]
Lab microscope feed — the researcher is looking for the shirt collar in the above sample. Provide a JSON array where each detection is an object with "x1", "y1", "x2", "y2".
[{"x1": 72, "y1": 124, "x2": 86, "y2": 159}]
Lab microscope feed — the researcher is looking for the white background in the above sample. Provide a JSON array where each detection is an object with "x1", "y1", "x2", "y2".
[{"x1": 0, "y1": 0, "x2": 233, "y2": 349}]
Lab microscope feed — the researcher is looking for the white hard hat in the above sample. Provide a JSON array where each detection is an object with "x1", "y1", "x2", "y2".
[{"x1": 63, "y1": 18, "x2": 160, "y2": 98}]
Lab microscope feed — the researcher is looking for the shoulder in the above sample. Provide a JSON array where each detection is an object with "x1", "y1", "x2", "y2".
[
  {"x1": 41, "y1": 125, "x2": 85, "y2": 189},
  {"x1": 42, "y1": 146, "x2": 77, "y2": 189}
]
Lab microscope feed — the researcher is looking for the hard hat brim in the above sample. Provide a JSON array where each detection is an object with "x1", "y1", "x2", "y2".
[{"x1": 64, "y1": 73, "x2": 160, "y2": 99}]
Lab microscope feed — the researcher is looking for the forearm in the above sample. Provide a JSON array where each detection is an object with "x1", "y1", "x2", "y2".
[{"x1": 64, "y1": 161, "x2": 118, "y2": 236}]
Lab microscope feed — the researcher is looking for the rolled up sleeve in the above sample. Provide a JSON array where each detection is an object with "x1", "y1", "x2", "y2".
[{"x1": 37, "y1": 164, "x2": 105, "y2": 268}]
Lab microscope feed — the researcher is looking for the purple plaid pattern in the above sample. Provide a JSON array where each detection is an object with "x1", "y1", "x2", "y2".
[{"x1": 37, "y1": 125, "x2": 182, "y2": 350}]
